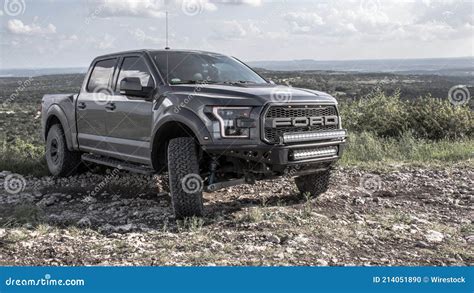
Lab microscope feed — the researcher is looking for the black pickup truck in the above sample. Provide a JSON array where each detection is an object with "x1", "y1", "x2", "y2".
[{"x1": 41, "y1": 49, "x2": 347, "y2": 218}]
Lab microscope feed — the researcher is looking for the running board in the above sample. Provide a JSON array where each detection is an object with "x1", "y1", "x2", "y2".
[{"x1": 81, "y1": 154, "x2": 155, "y2": 175}]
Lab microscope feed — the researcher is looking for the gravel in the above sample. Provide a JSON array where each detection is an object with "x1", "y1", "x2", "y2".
[{"x1": 0, "y1": 166, "x2": 472, "y2": 266}]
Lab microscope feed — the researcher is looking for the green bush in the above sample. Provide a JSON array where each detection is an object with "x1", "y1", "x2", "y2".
[
  {"x1": 340, "y1": 89, "x2": 473, "y2": 140},
  {"x1": 341, "y1": 132, "x2": 474, "y2": 166},
  {"x1": 0, "y1": 139, "x2": 47, "y2": 176}
]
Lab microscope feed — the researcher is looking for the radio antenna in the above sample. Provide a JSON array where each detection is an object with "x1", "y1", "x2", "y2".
[{"x1": 165, "y1": 10, "x2": 170, "y2": 50}]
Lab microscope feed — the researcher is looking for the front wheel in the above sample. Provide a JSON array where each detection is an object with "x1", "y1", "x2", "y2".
[
  {"x1": 45, "y1": 124, "x2": 82, "y2": 177},
  {"x1": 167, "y1": 137, "x2": 204, "y2": 218},
  {"x1": 294, "y1": 169, "x2": 331, "y2": 198}
]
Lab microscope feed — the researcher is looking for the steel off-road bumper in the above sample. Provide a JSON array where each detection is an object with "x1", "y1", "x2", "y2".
[{"x1": 202, "y1": 129, "x2": 347, "y2": 173}]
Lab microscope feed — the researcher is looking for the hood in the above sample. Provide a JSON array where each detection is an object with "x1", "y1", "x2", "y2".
[{"x1": 167, "y1": 84, "x2": 337, "y2": 106}]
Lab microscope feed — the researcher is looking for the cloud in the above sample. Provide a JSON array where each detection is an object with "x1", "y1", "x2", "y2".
[
  {"x1": 87, "y1": 0, "x2": 262, "y2": 18},
  {"x1": 283, "y1": 0, "x2": 472, "y2": 41},
  {"x1": 129, "y1": 28, "x2": 166, "y2": 44},
  {"x1": 89, "y1": 0, "x2": 166, "y2": 18},
  {"x1": 7, "y1": 19, "x2": 57, "y2": 35},
  {"x1": 211, "y1": 20, "x2": 247, "y2": 40},
  {"x1": 215, "y1": 0, "x2": 262, "y2": 6}
]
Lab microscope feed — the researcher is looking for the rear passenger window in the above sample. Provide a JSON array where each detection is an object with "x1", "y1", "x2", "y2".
[
  {"x1": 87, "y1": 59, "x2": 116, "y2": 92},
  {"x1": 117, "y1": 57, "x2": 154, "y2": 89}
]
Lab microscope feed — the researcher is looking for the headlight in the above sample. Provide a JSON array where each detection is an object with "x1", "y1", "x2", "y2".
[{"x1": 212, "y1": 107, "x2": 254, "y2": 138}]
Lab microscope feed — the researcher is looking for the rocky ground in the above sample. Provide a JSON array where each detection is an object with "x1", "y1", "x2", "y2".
[{"x1": 0, "y1": 166, "x2": 472, "y2": 266}]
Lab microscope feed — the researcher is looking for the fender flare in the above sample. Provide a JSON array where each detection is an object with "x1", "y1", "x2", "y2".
[
  {"x1": 45, "y1": 104, "x2": 74, "y2": 151},
  {"x1": 151, "y1": 108, "x2": 212, "y2": 147}
]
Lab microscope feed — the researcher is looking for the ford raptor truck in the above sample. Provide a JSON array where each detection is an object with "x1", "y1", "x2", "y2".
[{"x1": 41, "y1": 49, "x2": 347, "y2": 218}]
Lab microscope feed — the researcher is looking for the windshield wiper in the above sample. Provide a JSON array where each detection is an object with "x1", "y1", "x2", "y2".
[
  {"x1": 219, "y1": 80, "x2": 257, "y2": 85},
  {"x1": 170, "y1": 80, "x2": 219, "y2": 85}
]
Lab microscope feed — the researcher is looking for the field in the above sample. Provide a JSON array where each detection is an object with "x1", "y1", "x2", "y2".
[{"x1": 0, "y1": 71, "x2": 472, "y2": 266}]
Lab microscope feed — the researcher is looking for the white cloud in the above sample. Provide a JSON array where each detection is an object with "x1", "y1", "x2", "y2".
[
  {"x1": 129, "y1": 28, "x2": 166, "y2": 44},
  {"x1": 216, "y1": 0, "x2": 262, "y2": 6},
  {"x1": 88, "y1": 0, "x2": 262, "y2": 18},
  {"x1": 283, "y1": 0, "x2": 473, "y2": 41},
  {"x1": 211, "y1": 20, "x2": 247, "y2": 40},
  {"x1": 7, "y1": 19, "x2": 57, "y2": 35},
  {"x1": 89, "y1": 0, "x2": 166, "y2": 18}
]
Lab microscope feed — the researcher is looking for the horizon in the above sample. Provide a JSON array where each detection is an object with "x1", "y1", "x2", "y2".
[{"x1": 1, "y1": 55, "x2": 473, "y2": 71}]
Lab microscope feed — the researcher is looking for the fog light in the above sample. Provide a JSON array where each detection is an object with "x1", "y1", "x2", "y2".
[{"x1": 292, "y1": 146, "x2": 338, "y2": 160}]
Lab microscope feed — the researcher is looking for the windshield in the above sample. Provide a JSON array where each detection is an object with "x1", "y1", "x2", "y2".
[{"x1": 152, "y1": 51, "x2": 267, "y2": 85}]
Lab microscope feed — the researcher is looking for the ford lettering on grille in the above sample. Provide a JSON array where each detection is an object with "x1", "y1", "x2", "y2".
[{"x1": 271, "y1": 116, "x2": 338, "y2": 128}]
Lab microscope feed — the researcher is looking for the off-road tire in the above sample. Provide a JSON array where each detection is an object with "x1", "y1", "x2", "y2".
[
  {"x1": 45, "y1": 124, "x2": 82, "y2": 177},
  {"x1": 167, "y1": 137, "x2": 204, "y2": 218},
  {"x1": 295, "y1": 169, "x2": 331, "y2": 198}
]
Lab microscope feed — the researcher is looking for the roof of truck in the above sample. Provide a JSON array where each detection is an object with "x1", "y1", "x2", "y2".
[{"x1": 94, "y1": 49, "x2": 224, "y2": 59}]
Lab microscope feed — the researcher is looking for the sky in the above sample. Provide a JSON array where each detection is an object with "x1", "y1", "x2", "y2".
[{"x1": 0, "y1": 0, "x2": 473, "y2": 69}]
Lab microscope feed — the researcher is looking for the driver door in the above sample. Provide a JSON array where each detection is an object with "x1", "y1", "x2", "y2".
[{"x1": 102, "y1": 55, "x2": 155, "y2": 165}]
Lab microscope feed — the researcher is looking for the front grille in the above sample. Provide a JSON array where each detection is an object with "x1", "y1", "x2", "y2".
[{"x1": 263, "y1": 105, "x2": 339, "y2": 144}]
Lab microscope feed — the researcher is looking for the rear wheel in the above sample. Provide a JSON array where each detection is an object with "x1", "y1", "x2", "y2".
[
  {"x1": 294, "y1": 169, "x2": 331, "y2": 198},
  {"x1": 45, "y1": 124, "x2": 82, "y2": 177},
  {"x1": 167, "y1": 137, "x2": 204, "y2": 218}
]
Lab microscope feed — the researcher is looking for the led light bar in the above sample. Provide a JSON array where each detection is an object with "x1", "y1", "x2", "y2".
[
  {"x1": 292, "y1": 146, "x2": 338, "y2": 161},
  {"x1": 283, "y1": 130, "x2": 346, "y2": 144}
]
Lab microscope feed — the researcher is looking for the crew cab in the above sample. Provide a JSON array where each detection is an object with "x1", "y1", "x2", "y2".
[{"x1": 41, "y1": 49, "x2": 347, "y2": 218}]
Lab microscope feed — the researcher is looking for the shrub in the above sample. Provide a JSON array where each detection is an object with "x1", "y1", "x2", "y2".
[
  {"x1": 340, "y1": 89, "x2": 473, "y2": 140},
  {"x1": 341, "y1": 132, "x2": 474, "y2": 166},
  {"x1": 0, "y1": 138, "x2": 47, "y2": 176}
]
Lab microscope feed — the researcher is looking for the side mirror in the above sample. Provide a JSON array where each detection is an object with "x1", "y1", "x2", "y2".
[
  {"x1": 269, "y1": 80, "x2": 276, "y2": 85},
  {"x1": 120, "y1": 77, "x2": 152, "y2": 98}
]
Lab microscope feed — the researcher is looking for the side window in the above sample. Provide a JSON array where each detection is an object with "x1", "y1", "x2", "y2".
[
  {"x1": 86, "y1": 58, "x2": 116, "y2": 92},
  {"x1": 117, "y1": 57, "x2": 154, "y2": 90}
]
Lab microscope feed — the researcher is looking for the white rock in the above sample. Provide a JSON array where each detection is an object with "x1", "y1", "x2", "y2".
[
  {"x1": 267, "y1": 235, "x2": 281, "y2": 244},
  {"x1": 465, "y1": 235, "x2": 474, "y2": 244},
  {"x1": 425, "y1": 230, "x2": 444, "y2": 243}
]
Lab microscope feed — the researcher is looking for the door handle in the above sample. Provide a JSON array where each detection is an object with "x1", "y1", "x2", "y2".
[
  {"x1": 105, "y1": 103, "x2": 116, "y2": 111},
  {"x1": 77, "y1": 102, "x2": 86, "y2": 110}
]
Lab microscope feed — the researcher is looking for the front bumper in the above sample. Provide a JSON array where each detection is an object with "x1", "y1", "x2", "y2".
[{"x1": 202, "y1": 130, "x2": 347, "y2": 169}]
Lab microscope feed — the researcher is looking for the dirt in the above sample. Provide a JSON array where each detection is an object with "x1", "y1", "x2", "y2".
[{"x1": 0, "y1": 166, "x2": 472, "y2": 266}]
